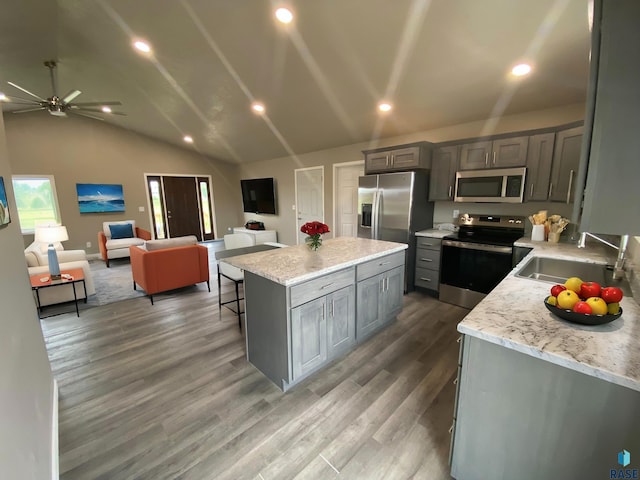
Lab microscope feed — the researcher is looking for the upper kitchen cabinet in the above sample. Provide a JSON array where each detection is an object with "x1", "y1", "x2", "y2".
[
  {"x1": 363, "y1": 141, "x2": 433, "y2": 174},
  {"x1": 549, "y1": 126, "x2": 583, "y2": 203},
  {"x1": 525, "y1": 133, "x2": 555, "y2": 202},
  {"x1": 429, "y1": 145, "x2": 459, "y2": 201},
  {"x1": 579, "y1": 0, "x2": 640, "y2": 235},
  {"x1": 459, "y1": 136, "x2": 528, "y2": 170}
]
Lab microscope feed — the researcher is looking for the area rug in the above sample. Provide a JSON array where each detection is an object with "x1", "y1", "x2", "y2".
[{"x1": 87, "y1": 258, "x2": 147, "y2": 306}]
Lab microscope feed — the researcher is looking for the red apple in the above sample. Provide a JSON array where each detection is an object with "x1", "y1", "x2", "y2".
[
  {"x1": 572, "y1": 301, "x2": 593, "y2": 314},
  {"x1": 579, "y1": 281, "x2": 601, "y2": 299},
  {"x1": 601, "y1": 286, "x2": 623, "y2": 304},
  {"x1": 550, "y1": 284, "x2": 567, "y2": 297}
]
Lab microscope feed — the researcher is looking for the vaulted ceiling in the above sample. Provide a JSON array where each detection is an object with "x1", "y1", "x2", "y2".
[{"x1": 0, "y1": 0, "x2": 591, "y2": 164}]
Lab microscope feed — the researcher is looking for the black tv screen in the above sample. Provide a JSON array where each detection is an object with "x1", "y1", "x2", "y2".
[{"x1": 240, "y1": 177, "x2": 277, "y2": 214}]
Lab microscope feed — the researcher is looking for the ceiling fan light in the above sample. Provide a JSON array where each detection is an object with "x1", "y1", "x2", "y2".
[{"x1": 101, "y1": 106, "x2": 112, "y2": 113}]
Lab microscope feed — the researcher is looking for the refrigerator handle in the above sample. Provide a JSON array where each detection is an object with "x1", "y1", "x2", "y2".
[{"x1": 373, "y1": 189, "x2": 382, "y2": 239}]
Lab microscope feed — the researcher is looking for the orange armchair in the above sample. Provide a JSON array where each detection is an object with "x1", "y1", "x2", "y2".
[{"x1": 129, "y1": 238, "x2": 210, "y2": 304}]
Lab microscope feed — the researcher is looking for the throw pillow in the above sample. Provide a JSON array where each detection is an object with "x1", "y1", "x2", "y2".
[{"x1": 109, "y1": 223, "x2": 134, "y2": 239}]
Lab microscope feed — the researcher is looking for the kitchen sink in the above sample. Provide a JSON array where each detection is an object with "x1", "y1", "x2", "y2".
[{"x1": 515, "y1": 256, "x2": 631, "y2": 293}]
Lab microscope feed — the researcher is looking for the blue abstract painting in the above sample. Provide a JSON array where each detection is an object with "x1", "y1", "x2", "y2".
[
  {"x1": 0, "y1": 176, "x2": 10, "y2": 225},
  {"x1": 76, "y1": 183, "x2": 125, "y2": 213}
]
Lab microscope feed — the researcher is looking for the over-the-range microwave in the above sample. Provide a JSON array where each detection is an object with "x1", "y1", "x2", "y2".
[{"x1": 454, "y1": 167, "x2": 526, "y2": 203}]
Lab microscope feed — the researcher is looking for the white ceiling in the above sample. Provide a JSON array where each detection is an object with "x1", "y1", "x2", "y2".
[{"x1": 0, "y1": 0, "x2": 591, "y2": 164}]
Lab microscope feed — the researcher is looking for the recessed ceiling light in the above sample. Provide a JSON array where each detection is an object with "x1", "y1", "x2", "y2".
[
  {"x1": 511, "y1": 63, "x2": 532, "y2": 76},
  {"x1": 275, "y1": 7, "x2": 293, "y2": 24},
  {"x1": 378, "y1": 102, "x2": 393, "y2": 113},
  {"x1": 183, "y1": 135, "x2": 194, "y2": 143},
  {"x1": 133, "y1": 40, "x2": 151, "y2": 54},
  {"x1": 251, "y1": 102, "x2": 265, "y2": 114},
  {"x1": 101, "y1": 106, "x2": 112, "y2": 113}
]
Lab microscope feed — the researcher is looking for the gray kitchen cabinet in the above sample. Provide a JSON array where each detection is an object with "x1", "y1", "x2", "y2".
[
  {"x1": 524, "y1": 133, "x2": 555, "y2": 201},
  {"x1": 579, "y1": 0, "x2": 640, "y2": 235},
  {"x1": 429, "y1": 145, "x2": 459, "y2": 201},
  {"x1": 326, "y1": 285, "x2": 356, "y2": 360},
  {"x1": 549, "y1": 126, "x2": 583, "y2": 203},
  {"x1": 459, "y1": 136, "x2": 528, "y2": 170},
  {"x1": 414, "y1": 236, "x2": 441, "y2": 292},
  {"x1": 450, "y1": 335, "x2": 640, "y2": 480},
  {"x1": 356, "y1": 252, "x2": 405, "y2": 340},
  {"x1": 291, "y1": 296, "x2": 327, "y2": 380},
  {"x1": 363, "y1": 142, "x2": 432, "y2": 174}
]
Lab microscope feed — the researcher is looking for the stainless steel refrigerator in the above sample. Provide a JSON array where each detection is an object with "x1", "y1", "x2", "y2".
[{"x1": 357, "y1": 171, "x2": 434, "y2": 291}]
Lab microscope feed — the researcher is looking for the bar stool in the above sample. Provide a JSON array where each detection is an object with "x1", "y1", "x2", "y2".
[{"x1": 217, "y1": 233, "x2": 253, "y2": 328}]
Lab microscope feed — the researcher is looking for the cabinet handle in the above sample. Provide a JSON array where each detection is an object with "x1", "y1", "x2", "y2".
[
  {"x1": 453, "y1": 377, "x2": 458, "y2": 385},
  {"x1": 567, "y1": 169, "x2": 575, "y2": 204},
  {"x1": 420, "y1": 277, "x2": 431, "y2": 282},
  {"x1": 421, "y1": 243, "x2": 433, "y2": 247},
  {"x1": 380, "y1": 279, "x2": 384, "y2": 293},
  {"x1": 320, "y1": 282, "x2": 334, "y2": 290},
  {"x1": 492, "y1": 151, "x2": 496, "y2": 165},
  {"x1": 322, "y1": 302, "x2": 325, "y2": 319},
  {"x1": 548, "y1": 182, "x2": 553, "y2": 197},
  {"x1": 379, "y1": 261, "x2": 390, "y2": 266},
  {"x1": 389, "y1": 154, "x2": 394, "y2": 166},
  {"x1": 330, "y1": 299, "x2": 334, "y2": 317},
  {"x1": 484, "y1": 152, "x2": 488, "y2": 166},
  {"x1": 449, "y1": 424, "x2": 454, "y2": 434},
  {"x1": 530, "y1": 183, "x2": 534, "y2": 198},
  {"x1": 448, "y1": 185, "x2": 452, "y2": 198},
  {"x1": 420, "y1": 258, "x2": 433, "y2": 262},
  {"x1": 457, "y1": 336, "x2": 462, "y2": 343}
]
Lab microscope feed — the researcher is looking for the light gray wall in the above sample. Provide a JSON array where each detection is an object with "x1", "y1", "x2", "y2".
[
  {"x1": 5, "y1": 113, "x2": 242, "y2": 253},
  {"x1": 239, "y1": 103, "x2": 586, "y2": 246},
  {"x1": 0, "y1": 112, "x2": 55, "y2": 478}
]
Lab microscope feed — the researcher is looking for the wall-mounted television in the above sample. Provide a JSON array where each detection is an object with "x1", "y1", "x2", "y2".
[{"x1": 240, "y1": 177, "x2": 277, "y2": 215}]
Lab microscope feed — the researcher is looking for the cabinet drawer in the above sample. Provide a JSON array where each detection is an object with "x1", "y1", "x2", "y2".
[
  {"x1": 416, "y1": 237, "x2": 442, "y2": 250},
  {"x1": 356, "y1": 251, "x2": 405, "y2": 281},
  {"x1": 290, "y1": 267, "x2": 355, "y2": 308},
  {"x1": 415, "y1": 248, "x2": 440, "y2": 270},
  {"x1": 415, "y1": 267, "x2": 439, "y2": 290}
]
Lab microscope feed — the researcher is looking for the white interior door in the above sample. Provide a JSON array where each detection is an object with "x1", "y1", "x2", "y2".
[
  {"x1": 333, "y1": 161, "x2": 364, "y2": 237},
  {"x1": 295, "y1": 167, "x2": 324, "y2": 245}
]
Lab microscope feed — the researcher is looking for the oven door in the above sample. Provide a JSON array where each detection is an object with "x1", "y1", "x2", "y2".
[{"x1": 440, "y1": 240, "x2": 514, "y2": 307}]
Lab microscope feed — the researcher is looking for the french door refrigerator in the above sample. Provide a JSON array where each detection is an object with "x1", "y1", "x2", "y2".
[{"x1": 357, "y1": 171, "x2": 434, "y2": 291}]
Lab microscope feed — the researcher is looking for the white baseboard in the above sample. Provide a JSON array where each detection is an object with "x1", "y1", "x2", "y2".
[
  {"x1": 51, "y1": 378, "x2": 59, "y2": 480},
  {"x1": 87, "y1": 253, "x2": 101, "y2": 261}
]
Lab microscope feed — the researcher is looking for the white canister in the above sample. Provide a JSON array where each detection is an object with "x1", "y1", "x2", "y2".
[{"x1": 531, "y1": 224, "x2": 545, "y2": 241}]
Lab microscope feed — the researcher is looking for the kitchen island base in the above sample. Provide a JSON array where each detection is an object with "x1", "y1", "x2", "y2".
[{"x1": 451, "y1": 336, "x2": 640, "y2": 480}]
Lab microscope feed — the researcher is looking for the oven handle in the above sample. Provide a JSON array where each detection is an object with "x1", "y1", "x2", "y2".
[{"x1": 442, "y1": 239, "x2": 512, "y2": 254}]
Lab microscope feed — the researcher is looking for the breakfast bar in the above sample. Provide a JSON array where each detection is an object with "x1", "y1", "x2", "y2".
[{"x1": 222, "y1": 237, "x2": 407, "y2": 391}]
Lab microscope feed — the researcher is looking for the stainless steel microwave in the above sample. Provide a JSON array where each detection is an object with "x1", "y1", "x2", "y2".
[{"x1": 454, "y1": 167, "x2": 527, "y2": 203}]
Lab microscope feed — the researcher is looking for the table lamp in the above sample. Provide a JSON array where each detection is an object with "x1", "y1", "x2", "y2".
[{"x1": 35, "y1": 224, "x2": 69, "y2": 280}]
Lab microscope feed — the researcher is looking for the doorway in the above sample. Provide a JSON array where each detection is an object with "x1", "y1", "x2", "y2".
[
  {"x1": 333, "y1": 161, "x2": 364, "y2": 238},
  {"x1": 145, "y1": 174, "x2": 216, "y2": 241},
  {"x1": 294, "y1": 167, "x2": 324, "y2": 245}
]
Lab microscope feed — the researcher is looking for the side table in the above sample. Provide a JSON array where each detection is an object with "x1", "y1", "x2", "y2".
[{"x1": 30, "y1": 268, "x2": 87, "y2": 318}]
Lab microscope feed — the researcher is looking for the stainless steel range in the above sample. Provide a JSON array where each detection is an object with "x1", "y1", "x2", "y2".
[{"x1": 439, "y1": 213, "x2": 525, "y2": 309}]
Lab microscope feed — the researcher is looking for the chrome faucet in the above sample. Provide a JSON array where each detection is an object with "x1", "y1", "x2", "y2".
[{"x1": 577, "y1": 232, "x2": 629, "y2": 280}]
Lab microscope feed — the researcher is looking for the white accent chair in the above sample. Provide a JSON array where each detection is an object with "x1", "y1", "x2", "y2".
[
  {"x1": 217, "y1": 233, "x2": 254, "y2": 328},
  {"x1": 98, "y1": 220, "x2": 151, "y2": 267},
  {"x1": 24, "y1": 241, "x2": 95, "y2": 307}
]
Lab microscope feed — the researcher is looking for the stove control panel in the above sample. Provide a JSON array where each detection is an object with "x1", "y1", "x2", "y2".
[{"x1": 457, "y1": 213, "x2": 525, "y2": 229}]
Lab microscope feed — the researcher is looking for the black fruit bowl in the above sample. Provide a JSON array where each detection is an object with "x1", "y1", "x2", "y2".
[{"x1": 544, "y1": 300, "x2": 622, "y2": 325}]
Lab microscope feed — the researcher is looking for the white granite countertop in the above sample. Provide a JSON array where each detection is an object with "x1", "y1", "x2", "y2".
[
  {"x1": 458, "y1": 238, "x2": 640, "y2": 392},
  {"x1": 415, "y1": 228, "x2": 455, "y2": 239},
  {"x1": 222, "y1": 237, "x2": 407, "y2": 286}
]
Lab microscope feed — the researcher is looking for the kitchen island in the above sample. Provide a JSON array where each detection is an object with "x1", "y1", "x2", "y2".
[
  {"x1": 222, "y1": 237, "x2": 407, "y2": 391},
  {"x1": 450, "y1": 238, "x2": 640, "y2": 479}
]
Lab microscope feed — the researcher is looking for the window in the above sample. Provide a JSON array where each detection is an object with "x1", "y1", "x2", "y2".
[{"x1": 11, "y1": 175, "x2": 62, "y2": 234}]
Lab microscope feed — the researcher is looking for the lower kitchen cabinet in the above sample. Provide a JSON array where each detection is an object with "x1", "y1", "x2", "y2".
[
  {"x1": 414, "y1": 236, "x2": 442, "y2": 292},
  {"x1": 450, "y1": 335, "x2": 640, "y2": 480}
]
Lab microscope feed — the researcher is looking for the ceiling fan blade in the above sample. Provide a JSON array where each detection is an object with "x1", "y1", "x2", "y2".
[
  {"x1": 7, "y1": 81, "x2": 47, "y2": 102},
  {"x1": 1, "y1": 96, "x2": 42, "y2": 105},
  {"x1": 68, "y1": 110, "x2": 105, "y2": 121},
  {"x1": 72, "y1": 107, "x2": 126, "y2": 116},
  {"x1": 11, "y1": 107, "x2": 47, "y2": 114},
  {"x1": 62, "y1": 89, "x2": 82, "y2": 103},
  {"x1": 70, "y1": 101, "x2": 122, "y2": 107}
]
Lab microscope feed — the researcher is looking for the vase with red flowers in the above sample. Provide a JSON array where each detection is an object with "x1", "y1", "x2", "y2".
[{"x1": 300, "y1": 221, "x2": 330, "y2": 251}]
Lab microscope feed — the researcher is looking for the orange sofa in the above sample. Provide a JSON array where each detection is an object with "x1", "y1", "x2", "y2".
[{"x1": 129, "y1": 236, "x2": 210, "y2": 304}]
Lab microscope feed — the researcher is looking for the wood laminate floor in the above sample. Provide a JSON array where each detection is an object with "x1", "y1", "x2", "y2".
[{"x1": 41, "y1": 279, "x2": 469, "y2": 480}]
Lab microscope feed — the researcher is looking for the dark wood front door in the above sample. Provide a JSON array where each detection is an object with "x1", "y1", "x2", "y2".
[{"x1": 163, "y1": 176, "x2": 202, "y2": 239}]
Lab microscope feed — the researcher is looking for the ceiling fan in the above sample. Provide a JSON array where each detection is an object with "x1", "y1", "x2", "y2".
[{"x1": 3, "y1": 60, "x2": 125, "y2": 121}]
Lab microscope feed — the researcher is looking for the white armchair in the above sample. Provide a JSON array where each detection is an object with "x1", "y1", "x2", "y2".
[{"x1": 24, "y1": 241, "x2": 95, "y2": 307}]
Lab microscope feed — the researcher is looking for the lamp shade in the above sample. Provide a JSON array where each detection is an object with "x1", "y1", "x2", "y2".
[{"x1": 35, "y1": 225, "x2": 69, "y2": 244}]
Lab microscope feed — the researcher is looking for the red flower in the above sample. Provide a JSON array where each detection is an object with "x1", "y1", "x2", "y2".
[{"x1": 300, "y1": 221, "x2": 330, "y2": 236}]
